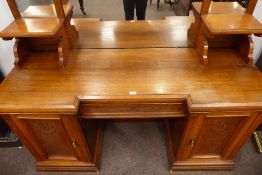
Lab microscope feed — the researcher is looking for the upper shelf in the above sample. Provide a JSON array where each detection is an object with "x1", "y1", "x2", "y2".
[
  {"x1": 201, "y1": 14, "x2": 262, "y2": 35},
  {"x1": 193, "y1": 2, "x2": 245, "y2": 14},
  {"x1": 0, "y1": 18, "x2": 64, "y2": 38},
  {"x1": 21, "y1": 3, "x2": 72, "y2": 18}
]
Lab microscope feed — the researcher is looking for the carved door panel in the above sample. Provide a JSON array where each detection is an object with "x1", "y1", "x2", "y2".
[
  {"x1": 7, "y1": 114, "x2": 92, "y2": 163},
  {"x1": 190, "y1": 115, "x2": 243, "y2": 158},
  {"x1": 185, "y1": 112, "x2": 261, "y2": 160}
]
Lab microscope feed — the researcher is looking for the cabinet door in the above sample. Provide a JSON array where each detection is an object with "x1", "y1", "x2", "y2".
[
  {"x1": 172, "y1": 112, "x2": 262, "y2": 170},
  {"x1": 190, "y1": 114, "x2": 243, "y2": 158},
  {"x1": 5, "y1": 114, "x2": 93, "y2": 167}
]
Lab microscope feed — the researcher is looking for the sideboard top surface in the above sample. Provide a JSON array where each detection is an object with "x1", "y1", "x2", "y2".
[
  {"x1": 0, "y1": 47, "x2": 262, "y2": 113},
  {"x1": 0, "y1": 19, "x2": 262, "y2": 113}
]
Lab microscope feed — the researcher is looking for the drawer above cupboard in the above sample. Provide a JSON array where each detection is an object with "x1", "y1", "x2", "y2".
[{"x1": 79, "y1": 101, "x2": 188, "y2": 119}]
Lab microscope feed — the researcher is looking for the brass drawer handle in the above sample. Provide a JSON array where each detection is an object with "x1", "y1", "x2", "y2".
[
  {"x1": 189, "y1": 139, "x2": 196, "y2": 147},
  {"x1": 72, "y1": 139, "x2": 77, "y2": 148}
]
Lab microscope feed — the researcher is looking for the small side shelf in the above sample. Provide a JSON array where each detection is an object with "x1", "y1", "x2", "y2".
[
  {"x1": 0, "y1": 18, "x2": 69, "y2": 68},
  {"x1": 202, "y1": 14, "x2": 262, "y2": 35},
  {"x1": 0, "y1": 18, "x2": 64, "y2": 38},
  {"x1": 192, "y1": 2, "x2": 245, "y2": 14},
  {"x1": 197, "y1": 13, "x2": 262, "y2": 65},
  {"x1": 0, "y1": 1, "x2": 79, "y2": 69},
  {"x1": 22, "y1": 4, "x2": 72, "y2": 18}
]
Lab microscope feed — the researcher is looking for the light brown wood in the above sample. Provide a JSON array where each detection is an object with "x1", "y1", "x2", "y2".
[
  {"x1": 202, "y1": 14, "x2": 262, "y2": 35},
  {"x1": 188, "y1": 1, "x2": 245, "y2": 44},
  {"x1": 53, "y1": 0, "x2": 66, "y2": 18},
  {"x1": 237, "y1": 35, "x2": 254, "y2": 65},
  {"x1": 71, "y1": 19, "x2": 194, "y2": 48},
  {"x1": 6, "y1": 0, "x2": 21, "y2": 19},
  {"x1": 2, "y1": 114, "x2": 103, "y2": 172},
  {"x1": 246, "y1": 0, "x2": 258, "y2": 14},
  {"x1": 1, "y1": 47, "x2": 262, "y2": 112},
  {"x1": 167, "y1": 111, "x2": 262, "y2": 171},
  {"x1": 79, "y1": 100, "x2": 187, "y2": 119},
  {"x1": 1, "y1": 3, "x2": 262, "y2": 172},
  {"x1": 21, "y1": 4, "x2": 72, "y2": 18},
  {"x1": 190, "y1": 1, "x2": 262, "y2": 65},
  {"x1": 200, "y1": 0, "x2": 211, "y2": 15},
  {"x1": 13, "y1": 39, "x2": 28, "y2": 67},
  {"x1": 0, "y1": 1, "x2": 78, "y2": 68},
  {"x1": 193, "y1": 2, "x2": 245, "y2": 14},
  {"x1": 0, "y1": 18, "x2": 64, "y2": 38}
]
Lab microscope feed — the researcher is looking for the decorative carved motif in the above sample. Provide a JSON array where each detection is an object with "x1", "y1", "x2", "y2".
[
  {"x1": 34, "y1": 121, "x2": 57, "y2": 135},
  {"x1": 237, "y1": 35, "x2": 254, "y2": 65},
  {"x1": 13, "y1": 39, "x2": 28, "y2": 68}
]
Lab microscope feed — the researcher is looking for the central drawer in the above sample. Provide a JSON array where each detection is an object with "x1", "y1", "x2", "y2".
[{"x1": 79, "y1": 102, "x2": 187, "y2": 119}]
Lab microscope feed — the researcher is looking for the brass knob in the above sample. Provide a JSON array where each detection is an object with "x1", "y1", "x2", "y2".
[
  {"x1": 72, "y1": 139, "x2": 77, "y2": 148},
  {"x1": 189, "y1": 139, "x2": 196, "y2": 147}
]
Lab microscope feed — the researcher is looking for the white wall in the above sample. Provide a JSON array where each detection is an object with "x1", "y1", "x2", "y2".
[
  {"x1": 252, "y1": 0, "x2": 262, "y2": 62},
  {"x1": 0, "y1": 0, "x2": 15, "y2": 76}
]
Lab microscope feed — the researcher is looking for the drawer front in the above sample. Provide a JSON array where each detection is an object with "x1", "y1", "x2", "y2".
[{"x1": 79, "y1": 102, "x2": 187, "y2": 119}]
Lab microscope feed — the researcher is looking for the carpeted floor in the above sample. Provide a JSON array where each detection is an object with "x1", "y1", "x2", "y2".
[{"x1": 0, "y1": 121, "x2": 262, "y2": 175}]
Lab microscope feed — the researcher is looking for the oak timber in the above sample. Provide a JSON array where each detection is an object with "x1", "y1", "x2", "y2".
[
  {"x1": 192, "y1": 2, "x2": 245, "y2": 14},
  {"x1": 1, "y1": 46, "x2": 262, "y2": 113},
  {"x1": 0, "y1": 18, "x2": 64, "y2": 38},
  {"x1": 202, "y1": 14, "x2": 262, "y2": 35},
  {"x1": 21, "y1": 3, "x2": 72, "y2": 18},
  {"x1": 1, "y1": 9, "x2": 262, "y2": 172}
]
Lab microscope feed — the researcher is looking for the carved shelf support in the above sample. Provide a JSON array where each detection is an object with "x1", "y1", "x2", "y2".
[
  {"x1": 58, "y1": 37, "x2": 70, "y2": 68},
  {"x1": 13, "y1": 39, "x2": 28, "y2": 68},
  {"x1": 13, "y1": 37, "x2": 69, "y2": 69},
  {"x1": 196, "y1": 24, "x2": 209, "y2": 65},
  {"x1": 237, "y1": 35, "x2": 254, "y2": 65}
]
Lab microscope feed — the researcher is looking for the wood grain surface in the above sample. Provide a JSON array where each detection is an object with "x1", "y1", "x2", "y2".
[
  {"x1": 72, "y1": 19, "x2": 194, "y2": 48},
  {"x1": 0, "y1": 47, "x2": 262, "y2": 113},
  {"x1": 21, "y1": 3, "x2": 72, "y2": 17},
  {"x1": 192, "y1": 2, "x2": 245, "y2": 14},
  {"x1": 202, "y1": 14, "x2": 262, "y2": 35},
  {"x1": 0, "y1": 18, "x2": 64, "y2": 38}
]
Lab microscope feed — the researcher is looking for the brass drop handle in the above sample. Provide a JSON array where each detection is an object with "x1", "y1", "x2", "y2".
[
  {"x1": 189, "y1": 139, "x2": 196, "y2": 147},
  {"x1": 72, "y1": 139, "x2": 77, "y2": 148}
]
